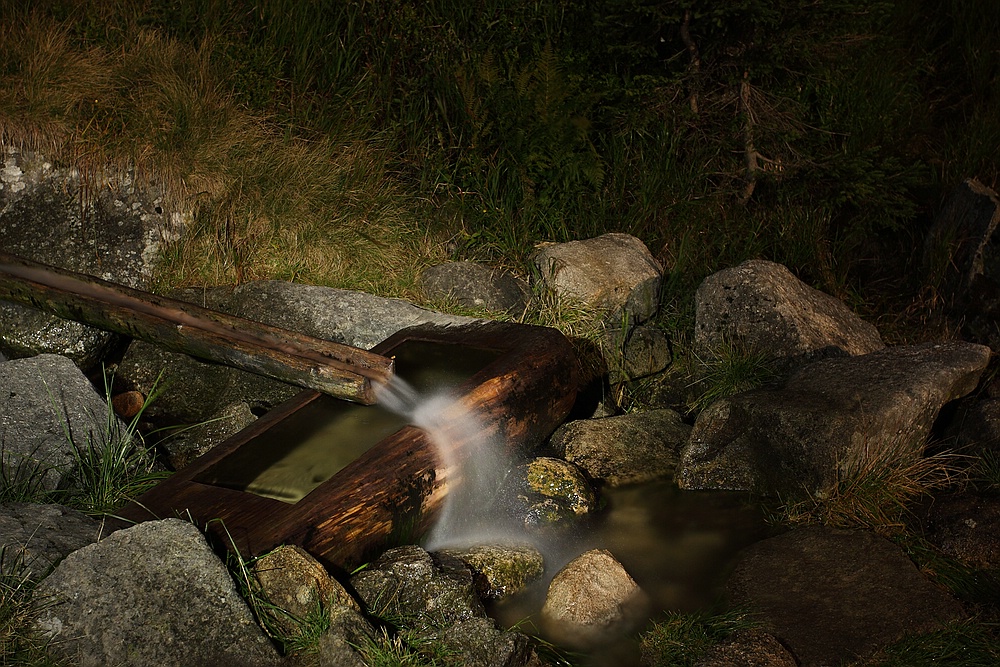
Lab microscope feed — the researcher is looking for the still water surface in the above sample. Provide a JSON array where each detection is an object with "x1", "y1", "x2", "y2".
[{"x1": 489, "y1": 481, "x2": 777, "y2": 666}]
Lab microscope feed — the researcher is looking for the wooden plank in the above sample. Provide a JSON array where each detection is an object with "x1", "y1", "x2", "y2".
[{"x1": 0, "y1": 253, "x2": 393, "y2": 404}]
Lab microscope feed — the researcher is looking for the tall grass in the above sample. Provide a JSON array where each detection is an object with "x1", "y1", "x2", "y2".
[{"x1": 0, "y1": 0, "x2": 996, "y2": 330}]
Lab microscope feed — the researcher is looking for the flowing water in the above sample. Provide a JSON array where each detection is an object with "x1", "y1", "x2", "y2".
[{"x1": 376, "y1": 373, "x2": 775, "y2": 665}]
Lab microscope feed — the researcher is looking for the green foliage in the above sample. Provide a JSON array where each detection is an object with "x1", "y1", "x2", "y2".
[
  {"x1": 863, "y1": 620, "x2": 1000, "y2": 667},
  {"x1": 639, "y1": 608, "x2": 758, "y2": 667},
  {"x1": 687, "y1": 339, "x2": 780, "y2": 415},
  {"x1": 50, "y1": 374, "x2": 168, "y2": 516},
  {"x1": 0, "y1": 548, "x2": 66, "y2": 666}
]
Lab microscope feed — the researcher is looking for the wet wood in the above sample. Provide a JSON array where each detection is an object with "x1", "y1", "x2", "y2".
[
  {"x1": 114, "y1": 321, "x2": 582, "y2": 572},
  {"x1": 0, "y1": 253, "x2": 393, "y2": 404}
]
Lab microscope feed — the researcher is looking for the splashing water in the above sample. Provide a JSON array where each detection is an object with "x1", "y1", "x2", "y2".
[{"x1": 374, "y1": 374, "x2": 525, "y2": 551}]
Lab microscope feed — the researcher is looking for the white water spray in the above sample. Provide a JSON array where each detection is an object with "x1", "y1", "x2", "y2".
[{"x1": 374, "y1": 374, "x2": 526, "y2": 551}]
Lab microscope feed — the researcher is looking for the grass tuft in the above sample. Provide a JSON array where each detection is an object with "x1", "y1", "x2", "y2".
[
  {"x1": 49, "y1": 373, "x2": 168, "y2": 516},
  {"x1": 778, "y1": 440, "x2": 963, "y2": 535},
  {"x1": 686, "y1": 339, "x2": 780, "y2": 415},
  {"x1": 639, "y1": 608, "x2": 758, "y2": 667},
  {"x1": 861, "y1": 620, "x2": 1000, "y2": 667},
  {"x1": 0, "y1": 547, "x2": 65, "y2": 666}
]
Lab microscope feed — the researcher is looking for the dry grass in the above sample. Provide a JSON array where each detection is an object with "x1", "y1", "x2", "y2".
[
  {"x1": 779, "y1": 437, "x2": 965, "y2": 535},
  {"x1": 0, "y1": 12, "x2": 443, "y2": 295}
]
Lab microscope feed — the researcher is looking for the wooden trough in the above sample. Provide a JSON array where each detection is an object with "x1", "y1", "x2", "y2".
[
  {"x1": 118, "y1": 321, "x2": 580, "y2": 571},
  {"x1": 0, "y1": 254, "x2": 582, "y2": 572}
]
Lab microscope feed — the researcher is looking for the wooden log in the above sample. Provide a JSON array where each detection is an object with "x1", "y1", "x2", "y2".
[
  {"x1": 0, "y1": 253, "x2": 393, "y2": 404},
  {"x1": 114, "y1": 321, "x2": 583, "y2": 573}
]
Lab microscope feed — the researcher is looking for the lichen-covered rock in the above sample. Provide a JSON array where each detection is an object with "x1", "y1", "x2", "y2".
[
  {"x1": 533, "y1": 233, "x2": 662, "y2": 323},
  {"x1": 549, "y1": 409, "x2": 691, "y2": 486},
  {"x1": 253, "y1": 545, "x2": 365, "y2": 640},
  {"x1": 496, "y1": 456, "x2": 597, "y2": 530},
  {"x1": 694, "y1": 259, "x2": 884, "y2": 374},
  {"x1": 419, "y1": 261, "x2": 531, "y2": 316},
  {"x1": 0, "y1": 354, "x2": 127, "y2": 491},
  {"x1": 0, "y1": 503, "x2": 101, "y2": 580},
  {"x1": 726, "y1": 527, "x2": 965, "y2": 667},
  {"x1": 602, "y1": 323, "x2": 672, "y2": 383},
  {"x1": 438, "y1": 543, "x2": 545, "y2": 601},
  {"x1": 351, "y1": 545, "x2": 533, "y2": 667},
  {"x1": 679, "y1": 341, "x2": 991, "y2": 497},
  {"x1": 693, "y1": 629, "x2": 798, "y2": 667},
  {"x1": 0, "y1": 147, "x2": 185, "y2": 368},
  {"x1": 541, "y1": 549, "x2": 649, "y2": 647},
  {"x1": 35, "y1": 519, "x2": 282, "y2": 667}
]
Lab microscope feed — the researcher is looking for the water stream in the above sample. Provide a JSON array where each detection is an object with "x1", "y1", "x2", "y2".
[{"x1": 376, "y1": 372, "x2": 775, "y2": 665}]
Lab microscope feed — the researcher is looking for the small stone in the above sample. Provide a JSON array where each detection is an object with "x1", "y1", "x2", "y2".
[
  {"x1": 541, "y1": 549, "x2": 649, "y2": 647},
  {"x1": 111, "y1": 390, "x2": 146, "y2": 420}
]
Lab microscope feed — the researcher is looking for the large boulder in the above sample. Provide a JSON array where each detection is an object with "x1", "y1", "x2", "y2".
[
  {"x1": 0, "y1": 147, "x2": 185, "y2": 368},
  {"x1": 419, "y1": 261, "x2": 531, "y2": 316},
  {"x1": 0, "y1": 354, "x2": 126, "y2": 491},
  {"x1": 726, "y1": 527, "x2": 965, "y2": 666},
  {"x1": 35, "y1": 518, "x2": 282, "y2": 667},
  {"x1": 694, "y1": 259, "x2": 884, "y2": 373},
  {"x1": 532, "y1": 233, "x2": 662, "y2": 323},
  {"x1": 548, "y1": 409, "x2": 691, "y2": 486},
  {"x1": 678, "y1": 341, "x2": 991, "y2": 497}
]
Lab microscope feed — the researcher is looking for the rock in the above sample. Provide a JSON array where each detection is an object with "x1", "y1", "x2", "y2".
[
  {"x1": 35, "y1": 518, "x2": 282, "y2": 667},
  {"x1": 0, "y1": 147, "x2": 184, "y2": 368},
  {"x1": 161, "y1": 401, "x2": 256, "y2": 469},
  {"x1": 0, "y1": 503, "x2": 102, "y2": 580},
  {"x1": 602, "y1": 324, "x2": 672, "y2": 383},
  {"x1": 549, "y1": 409, "x2": 691, "y2": 486},
  {"x1": 532, "y1": 233, "x2": 662, "y2": 323},
  {"x1": 114, "y1": 281, "x2": 478, "y2": 429},
  {"x1": 440, "y1": 616, "x2": 536, "y2": 667},
  {"x1": 921, "y1": 492, "x2": 1000, "y2": 571},
  {"x1": 252, "y1": 545, "x2": 371, "y2": 661},
  {"x1": 541, "y1": 548, "x2": 649, "y2": 647},
  {"x1": 725, "y1": 527, "x2": 965, "y2": 667},
  {"x1": 693, "y1": 629, "x2": 798, "y2": 667},
  {"x1": 351, "y1": 545, "x2": 483, "y2": 625},
  {"x1": 221, "y1": 280, "x2": 478, "y2": 351},
  {"x1": 923, "y1": 178, "x2": 1000, "y2": 312},
  {"x1": 438, "y1": 543, "x2": 545, "y2": 601},
  {"x1": 952, "y1": 397, "x2": 1000, "y2": 454},
  {"x1": 693, "y1": 259, "x2": 884, "y2": 373},
  {"x1": 351, "y1": 545, "x2": 533, "y2": 667},
  {"x1": 252, "y1": 543, "x2": 360, "y2": 623},
  {"x1": 0, "y1": 354, "x2": 126, "y2": 491},
  {"x1": 678, "y1": 341, "x2": 991, "y2": 497},
  {"x1": 420, "y1": 261, "x2": 531, "y2": 316},
  {"x1": 499, "y1": 457, "x2": 597, "y2": 529}
]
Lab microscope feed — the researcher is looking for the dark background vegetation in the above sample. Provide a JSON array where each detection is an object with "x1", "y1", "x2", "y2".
[{"x1": 3, "y1": 0, "x2": 999, "y2": 333}]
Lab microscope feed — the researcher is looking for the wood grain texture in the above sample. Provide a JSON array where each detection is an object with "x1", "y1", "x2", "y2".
[
  {"x1": 0, "y1": 252, "x2": 392, "y2": 403},
  {"x1": 115, "y1": 321, "x2": 582, "y2": 572}
]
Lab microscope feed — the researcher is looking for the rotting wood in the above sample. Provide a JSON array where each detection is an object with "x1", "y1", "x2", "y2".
[{"x1": 0, "y1": 252, "x2": 393, "y2": 404}]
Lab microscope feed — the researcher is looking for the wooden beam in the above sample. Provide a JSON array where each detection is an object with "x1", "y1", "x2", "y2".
[{"x1": 0, "y1": 253, "x2": 393, "y2": 404}]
